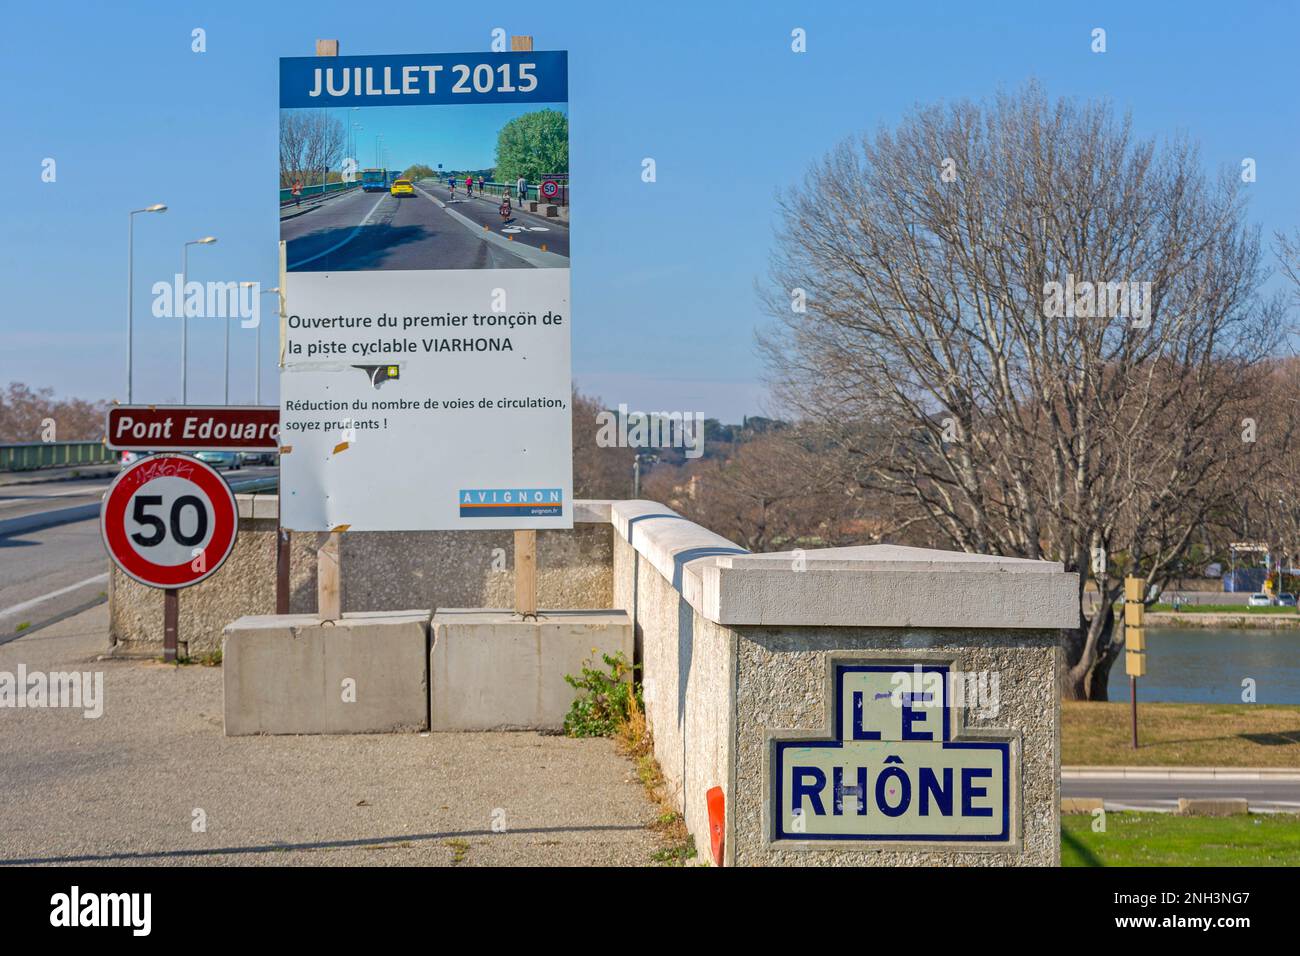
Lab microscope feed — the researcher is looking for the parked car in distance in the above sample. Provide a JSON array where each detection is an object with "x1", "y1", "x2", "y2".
[
  {"x1": 1277, "y1": 593, "x2": 1297, "y2": 607},
  {"x1": 194, "y1": 451, "x2": 241, "y2": 470},
  {"x1": 118, "y1": 450, "x2": 150, "y2": 469},
  {"x1": 1248, "y1": 592, "x2": 1274, "y2": 607},
  {"x1": 239, "y1": 451, "x2": 278, "y2": 467}
]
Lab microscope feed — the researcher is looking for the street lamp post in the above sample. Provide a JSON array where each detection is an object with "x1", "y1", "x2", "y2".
[
  {"x1": 260, "y1": 287, "x2": 280, "y2": 405},
  {"x1": 127, "y1": 204, "x2": 166, "y2": 402},
  {"x1": 350, "y1": 107, "x2": 360, "y2": 170},
  {"x1": 181, "y1": 236, "x2": 217, "y2": 404},
  {"x1": 223, "y1": 286, "x2": 230, "y2": 404},
  {"x1": 240, "y1": 283, "x2": 281, "y2": 405}
]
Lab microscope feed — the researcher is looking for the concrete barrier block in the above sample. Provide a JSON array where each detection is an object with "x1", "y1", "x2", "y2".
[
  {"x1": 1176, "y1": 798, "x2": 1249, "y2": 817},
  {"x1": 223, "y1": 610, "x2": 430, "y2": 735},
  {"x1": 431, "y1": 609, "x2": 632, "y2": 731},
  {"x1": 545, "y1": 205, "x2": 558, "y2": 217}
]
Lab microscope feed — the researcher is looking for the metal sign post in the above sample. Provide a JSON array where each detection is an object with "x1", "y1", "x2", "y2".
[{"x1": 163, "y1": 588, "x2": 179, "y2": 661}]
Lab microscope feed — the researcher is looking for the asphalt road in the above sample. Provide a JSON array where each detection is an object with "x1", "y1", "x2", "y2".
[
  {"x1": 0, "y1": 474, "x2": 114, "y2": 523},
  {"x1": 1063, "y1": 776, "x2": 1300, "y2": 812},
  {"x1": 282, "y1": 179, "x2": 569, "y2": 272},
  {"x1": 0, "y1": 518, "x2": 107, "y2": 643},
  {"x1": 0, "y1": 467, "x2": 276, "y2": 642}
]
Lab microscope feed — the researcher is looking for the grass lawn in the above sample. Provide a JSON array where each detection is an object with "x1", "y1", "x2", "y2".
[
  {"x1": 1063, "y1": 701, "x2": 1300, "y2": 766},
  {"x1": 1062, "y1": 812, "x2": 1300, "y2": 866}
]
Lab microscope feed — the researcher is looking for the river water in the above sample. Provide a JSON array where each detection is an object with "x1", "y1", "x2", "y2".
[{"x1": 1105, "y1": 627, "x2": 1300, "y2": 703}]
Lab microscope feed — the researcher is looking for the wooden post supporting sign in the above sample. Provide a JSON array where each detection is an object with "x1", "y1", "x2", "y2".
[
  {"x1": 1124, "y1": 576, "x2": 1147, "y2": 749},
  {"x1": 313, "y1": 38, "x2": 344, "y2": 623},
  {"x1": 510, "y1": 33, "x2": 540, "y2": 623},
  {"x1": 318, "y1": 531, "x2": 342, "y2": 620},
  {"x1": 514, "y1": 530, "x2": 537, "y2": 619}
]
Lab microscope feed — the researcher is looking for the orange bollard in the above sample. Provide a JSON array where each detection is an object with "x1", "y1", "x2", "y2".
[{"x1": 706, "y1": 786, "x2": 725, "y2": 866}]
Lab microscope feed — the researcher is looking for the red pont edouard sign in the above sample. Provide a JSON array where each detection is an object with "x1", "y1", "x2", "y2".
[{"x1": 106, "y1": 405, "x2": 279, "y2": 452}]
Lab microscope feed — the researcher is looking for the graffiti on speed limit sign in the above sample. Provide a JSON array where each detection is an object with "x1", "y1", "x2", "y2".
[{"x1": 101, "y1": 454, "x2": 239, "y2": 588}]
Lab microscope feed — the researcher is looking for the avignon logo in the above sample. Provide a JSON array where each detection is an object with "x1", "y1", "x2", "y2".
[{"x1": 49, "y1": 886, "x2": 151, "y2": 936}]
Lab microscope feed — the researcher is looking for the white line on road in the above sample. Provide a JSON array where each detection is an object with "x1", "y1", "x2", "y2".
[
  {"x1": 0, "y1": 573, "x2": 109, "y2": 620},
  {"x1": 0, "y1": 485, "x2": 110, "y2": 509},
  {"x1": 287, "y1": 193, "x2": 390, "y2": 269}
]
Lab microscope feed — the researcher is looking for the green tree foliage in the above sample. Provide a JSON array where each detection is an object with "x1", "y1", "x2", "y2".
[
  {"x1": 494, "y1": 109, "x2": 568, "y2": 184},
  {"x1": 402, "y1": 164, "x2": 436, "y2": 181}
]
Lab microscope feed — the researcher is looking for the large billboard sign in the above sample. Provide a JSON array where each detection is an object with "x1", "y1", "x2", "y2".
[{"x1": 278, "y1": 50, "x2": 572, "y2": 531}]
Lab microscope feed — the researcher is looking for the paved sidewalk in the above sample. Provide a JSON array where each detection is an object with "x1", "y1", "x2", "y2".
[{"x1": 0, "y1": 605, "x2": 664, "y2": 866}]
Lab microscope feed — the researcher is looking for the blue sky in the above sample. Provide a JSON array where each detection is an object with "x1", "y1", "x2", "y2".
[{"x1": 3, "y1": 1, "x2": 1298, "y2": 422}]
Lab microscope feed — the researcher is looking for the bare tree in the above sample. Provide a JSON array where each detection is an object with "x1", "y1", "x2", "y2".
[
  {"x1": 279, "y1": 111, "x2": 346, "y2": 188},
  {"x1": 571, "y1": 388, "x2": 636, "y2": 499},
  {"x1": 643, "y1": 431, "x2": 859, "y2": 553},
  {"x1": 0, "y1": 383, "x2": 109, "y2": 443},
  {"x1": 760, "y1": 82, "x2": 1284, "y2": 700}
]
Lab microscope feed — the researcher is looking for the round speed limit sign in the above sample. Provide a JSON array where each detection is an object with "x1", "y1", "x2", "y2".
[
  {"x1": 541, "y1": 179, "x2": 559, "y2": 199},
  {"x1": 101, "y1": 454, "x2": 238, "y2": 588}
]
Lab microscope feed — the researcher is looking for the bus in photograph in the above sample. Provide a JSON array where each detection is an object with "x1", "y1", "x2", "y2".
[{"x1": 361, "y1": 168, "x2": 388, "y2": 192}]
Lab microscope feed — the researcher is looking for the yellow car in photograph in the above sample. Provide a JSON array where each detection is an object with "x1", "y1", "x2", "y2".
[{"x1": 390, "y1": 178, "x2": 415, "y2": 197}]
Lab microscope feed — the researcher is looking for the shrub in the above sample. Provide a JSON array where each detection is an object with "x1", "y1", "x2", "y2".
[{"x1": 563, "y1": 651, "x2": 641, "y2": 738}]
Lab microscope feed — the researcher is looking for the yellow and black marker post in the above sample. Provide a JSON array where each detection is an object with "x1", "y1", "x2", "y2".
[{"x1": 1124, "y1": 576, "x2": 1147, "y2": 749}]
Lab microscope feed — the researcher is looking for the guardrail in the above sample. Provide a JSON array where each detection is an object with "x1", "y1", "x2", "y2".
[
  {"x1": 0, "y1": 440, "x2": 115, "y2": 472},
  {"x1": 279, "y1": 180, "x2": 362, "y2": 206},
  {"x1": 428, "y1": 178, "x2": 569, "y2": 206}
]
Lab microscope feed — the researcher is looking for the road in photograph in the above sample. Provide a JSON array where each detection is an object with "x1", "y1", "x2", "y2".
[{"x1": 283, "y1": 180, "x2": 569, "y2": 272}]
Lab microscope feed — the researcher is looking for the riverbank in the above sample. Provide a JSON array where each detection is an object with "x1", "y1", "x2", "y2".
[
  {"x1": 1063, "y1": 702, "x2": 1300, "y2": 767},
  {"x1": 1146, "y1": 611, "x2": 1300, "y2": 628}
]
